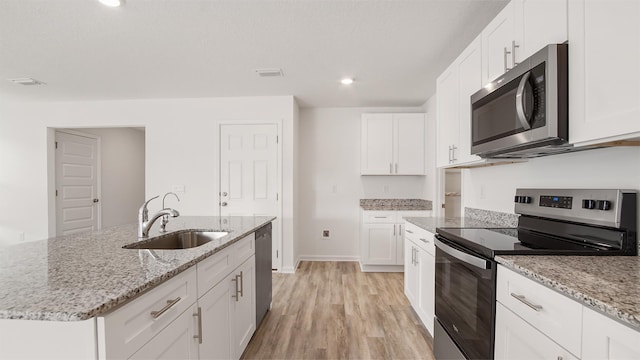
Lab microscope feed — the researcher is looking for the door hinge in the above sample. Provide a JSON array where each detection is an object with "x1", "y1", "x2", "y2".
[{"x1": 55, "y1": 141, "x2": 58, "y2": 149}]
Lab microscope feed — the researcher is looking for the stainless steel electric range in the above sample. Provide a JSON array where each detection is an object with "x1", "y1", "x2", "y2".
[{"x1": 433, "y1": 188, "x2": 637, "y2": 360}]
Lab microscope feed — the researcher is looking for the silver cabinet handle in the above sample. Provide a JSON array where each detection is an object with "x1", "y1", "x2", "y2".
[
  {"x1": 390, "y1": 163, "x2": 393, "y2": 174},
  {"x1": 414, "y1": 248, "x2": 419, "y2": 265},
  {"x1": 193, "y1": 307, "x2": 203, "y2": 344},
  {"x1": 393, "y1": 224, "x2": 396, "y2": 236},
  {"x1": 448, "y1": 145, "x2": 453, "y2": 163},
  {"x1": 406, "y1": 229, "x2": 414, "y2": 234},
  {"x1": 512, "y1": 40, "x2": 520, "y2": 67},
  {"x1": 420, "y1": 238, "x2": 429, "y2": 244},
  {"x1": 150, "y1": 297, "x2": 181, "y2": 319},
  {"x1": 374, "y1": 216, "x2": 388, "y2": 219},
  {"x1": 232, "y1": 275, "x2": 240, "y2": 302},
  {"x1": 399, "y1": 224, "x2": 403, "y2": 234},
  {"x1": 451, "y1": 145, "x2": 457, "y2": 161},
  {"x1": 510, "y1": 293, "x2": 543, "y2": 311},
  {"x1": 515, "y1": 71, "x2": 532, "y2": 130},
  {"x1": 504, "y1": 46, "x2": 512, "y2": 71},
  {"x1": 394, "y1": 163, "x2": 398, "y2": 173},
  {"x1": 239, "y1": 271, "x2": 244, "y2": 298},
  {"x1": 220, "y1": 201, "x2": 228, "y2": 206},
  {"x1": 411, "y1": 247, "x2": 415, "y2": 265}
]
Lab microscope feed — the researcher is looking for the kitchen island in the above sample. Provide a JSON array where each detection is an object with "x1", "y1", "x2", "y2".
[{"x1": 0, "y1": 215, "x2": 274, "y2": 359}]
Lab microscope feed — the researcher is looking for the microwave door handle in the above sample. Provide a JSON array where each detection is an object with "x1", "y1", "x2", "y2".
[
  {"x1": 515, "y1": 71, "x2": 532, "y2": 130},
  {"x1": 435, "y1": 239, "x2": 489, "y2": 270}
]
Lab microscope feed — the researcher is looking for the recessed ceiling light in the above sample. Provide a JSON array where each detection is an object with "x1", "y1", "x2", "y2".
[
  {"x1": 98, "y1": 0, "x2": 124, "y2": 7},
  {"x1": 341, "y1": 78, "x2": 354, "y2": 85},
  {"x1": 7, "y1": 78, "x2": 46, "y2": 86}
]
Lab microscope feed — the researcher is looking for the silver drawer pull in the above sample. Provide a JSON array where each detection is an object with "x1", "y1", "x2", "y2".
[
  {"x1": 150, "y1": 297, "x2": 181, "y2": 319},
  {"x1": 374, "y1": 216, "x2": 388, "y2": 219},
  {"x1": 193, "y1": 307, "x2": 203, "y2": 344},
  {"x1": 511, "y1": 293, "x2": 543, "y2": 311},
  {"x1": 419, "y1": 238, "x2": 429, "y2": 243},
  {"x1": 406, "y1": 230, "x2": 414, "y2": 234}
]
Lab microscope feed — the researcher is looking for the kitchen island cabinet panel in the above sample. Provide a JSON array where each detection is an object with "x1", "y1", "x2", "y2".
[{"x1": 582, "y1": 306, "x2": 640, "y2": 360}]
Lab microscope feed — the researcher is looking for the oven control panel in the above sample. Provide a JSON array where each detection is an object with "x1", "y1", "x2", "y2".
[
  {"x1": 539, "y1": 195, "x2": 573, "y2": 209},
  {"x1": 514, "y1": 188, "x2": 635, "y2": 229}
]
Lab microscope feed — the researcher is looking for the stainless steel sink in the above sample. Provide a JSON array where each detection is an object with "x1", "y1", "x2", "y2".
[{"x1": 123, "y1": 230, "x2": 230, "y2": 250}]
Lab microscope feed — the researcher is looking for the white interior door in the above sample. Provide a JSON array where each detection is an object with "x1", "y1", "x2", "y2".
[
  {"x1": 55, "y1": 131, "x2": 100, "y2": 236},
  {"x1": 220, "y1": 124, "x2": 280, "y2": 270}
]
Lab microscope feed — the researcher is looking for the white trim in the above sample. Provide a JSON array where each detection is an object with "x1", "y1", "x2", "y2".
[
  {"x1": 52, "y1": 129, "x2": 103, "y2": 235},
  {"x1": 297, "y1": 255, "x2": 360, "y2": 262},
  {"x1": 218, "y1": 119, "x2": 284, "y2": 272},
  {"x1": 359, "y1": 262, "x2": 404, "y2": 273}
]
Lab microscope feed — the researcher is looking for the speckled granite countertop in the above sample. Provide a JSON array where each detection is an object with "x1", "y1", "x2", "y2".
[
  {"x1": 0, "y1": 216, "x2": 274, "y2": 322},
  {"x1": 496, "y1": 255, "x2": 640, "y2": 330},
  {"x1": 403, "y1": 217, "x2": 511, "y2": 233},
  {"x1": 360, "y1": 199, "x2": 432, "y2": 211}
]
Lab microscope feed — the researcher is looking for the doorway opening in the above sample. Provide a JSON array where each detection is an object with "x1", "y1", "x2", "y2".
[
  {"x1": 48, "y1": 127, "x2": 145, "y2": 236},
  {"x1": 443, "y1": 169, "x2": 462, "y2": 219}
]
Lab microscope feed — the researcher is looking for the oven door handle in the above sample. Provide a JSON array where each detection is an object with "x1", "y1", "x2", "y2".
[{"x1": 435, "y1": 239, "x2": 489, "y2": 270}]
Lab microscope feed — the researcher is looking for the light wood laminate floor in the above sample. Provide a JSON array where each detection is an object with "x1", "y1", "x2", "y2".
[{"x1": 242, "y1": 261, "x2": 435, "y2": 359}]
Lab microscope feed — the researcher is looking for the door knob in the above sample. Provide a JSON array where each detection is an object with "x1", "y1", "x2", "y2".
[
  {"x1": 93, "y1": 198, "x2": 99, "y2": 203},
  {"x1": 221, "y1": 192, "x2": 228, "y2": 196},
  {"x1": 221, "y1": 202, "x2": 228, "y2": 206}
]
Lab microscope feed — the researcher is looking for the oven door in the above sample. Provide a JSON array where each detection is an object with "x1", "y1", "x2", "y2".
[{"x1": 434, "y1": 236, "x2": 496, "y2": 360}]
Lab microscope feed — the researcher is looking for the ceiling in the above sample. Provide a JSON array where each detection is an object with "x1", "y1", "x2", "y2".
[{"x1": 0, "y1": 0, "x2": 508, "y2": 108}]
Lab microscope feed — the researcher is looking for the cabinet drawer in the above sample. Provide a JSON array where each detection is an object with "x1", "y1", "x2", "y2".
[
  {"x1": 99, "y1": 267, "x2": 198, "y2": 360},
  {"x1": 404, "y1": 222, "x2": 435, "y2": 255},
  {"x1": 497, "y1": 266, "x2": 583, "y2": 357},
  {"x1": 397, "y1": 210, "x2": 431, "y2": 220},
  {"x1": 197, "y1": 233, "x2": 255, "y2": 297},
  {"x1": 495, "y1": 303, "x2": 579, "y2": 360},
  {"x1": 363, "y1": 211, "x2": 397, "y2": 223}
]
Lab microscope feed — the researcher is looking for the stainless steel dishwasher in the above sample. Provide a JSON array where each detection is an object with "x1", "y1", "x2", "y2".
[{"x1": 255, "y1": 222, "x2": 272, "y2": 327}]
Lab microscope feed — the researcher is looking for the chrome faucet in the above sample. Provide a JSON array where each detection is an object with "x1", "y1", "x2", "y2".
[
  {"x1": 160, "y1": 192, "x2": 180, "y2": 232},
  {"x1": 138, "y1": 195, "x2": 180, "y2": 238}
]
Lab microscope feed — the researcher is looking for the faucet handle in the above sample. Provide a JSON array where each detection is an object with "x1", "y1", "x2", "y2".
[{"x1": 139, "y1": 195, "x2": 160, "y2": 221}]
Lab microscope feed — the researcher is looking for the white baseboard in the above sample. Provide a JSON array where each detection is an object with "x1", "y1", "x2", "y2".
[
  {"x1": 297, "y1": 255, "x2": 360, "y2": 262},
  {"x1": 359, "y1": 262, "x2": 404, "y2": 273},
  {"x1": 279, "y1": 266, "x2": 297, "y2": 274}
]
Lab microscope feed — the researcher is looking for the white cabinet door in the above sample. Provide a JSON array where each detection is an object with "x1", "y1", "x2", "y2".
[
  {"x1": 394, "y1": 113, "x2": 425, "y2": 175},
  {"x1": 361, "y1": 114, "x2": 394, "y2": 175},
  {"x1": 582, "y1": 306, "x2": 640, "y2": 360},
  {"x1": 417, "y1": 249, "x2": 435, "y2": 336},
  {"x1": 404, "y1": 239, "x2": 419, "y2": 306},
  {"x1": 495, "y1": 303, "x2": 579, "y2": 360},
  {"x1": 569, "y1": 0, "x2": 640, "y2": 145},
  {"x1": 231, "y1": 255, "x2": 256, "y2": 359},
  {"x1": 361, "y1": 223, "x2": 397, "y2": 265},
  {"x1": 198, "y1": 273, "x2": 233, "y2": 360},
  {"x1": 436, "y1": 62, "x2": 459, "y2": 168},
  {"x1": 129, "y1": 304, "x2": 199, "y2": 360},
  {"x1": 517, "y1": 0, "x2": 568, "y2": 61},
  {"x1": 482, "y1": 2, "x2": 516, "y2": 84},
  {"x1": 456, "y1": 35, "x2": 483, "y2": 165}
]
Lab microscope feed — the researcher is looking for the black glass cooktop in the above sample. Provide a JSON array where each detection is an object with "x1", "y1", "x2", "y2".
[{"x1": 435, "y1": 227, "x2": 623, "y2": 259}]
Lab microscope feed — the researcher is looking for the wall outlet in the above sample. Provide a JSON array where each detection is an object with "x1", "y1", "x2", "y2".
[
  {"x1": 172, "y1": 185, "x2": 186, "y2": 193},
  {"x1": 322, "y1": 230, "x2": 330, "y2": 239}
]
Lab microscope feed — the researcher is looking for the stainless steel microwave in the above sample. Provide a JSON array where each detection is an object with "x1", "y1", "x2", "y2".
[{"x1": 470, "y1": 43, "x2": 568, "y2": 158}]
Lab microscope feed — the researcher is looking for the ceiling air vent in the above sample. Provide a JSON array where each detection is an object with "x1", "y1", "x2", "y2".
[
  {"x1": 8, "y1": 78, "x2": 46, "y2": 86},
  {"x1": 255, "y1": 68, "x2": 284, "y2": 77}
]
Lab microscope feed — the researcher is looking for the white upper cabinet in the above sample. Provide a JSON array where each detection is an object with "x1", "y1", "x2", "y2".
[
  {"x1": 361, "y1": 113, "x2": 425, "y2": 175},
  {"x1": 568, "y1": 0, "x2": 640, "y2": 145},
  {"x1": 482, "y1": 2, "x2": 518, "y2": 84},
  {"x1": 436, "y1": 35, "x2": 483, "y2": 168},
  {"x1": 482, "y1": 0, "x2": 567, "y2": 84}
]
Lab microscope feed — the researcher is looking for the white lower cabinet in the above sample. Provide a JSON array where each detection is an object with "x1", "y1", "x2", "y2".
[
  {"x1": 100, "y1": 233, "x2": 257, "y2": 360},
  {"x1": 403, "y1": 222, "x2": 435, "y2": 335},
  {"x1": 360, "y1": 210, "x2": 430, "y2": 271},
  {"x1": 582, "y1": 306, "x2": 640, "y2": 360},
  {"x1": 495, "y1": 302, "x2": 578, "y2": 360},
  {"x1": 129, "y1": 303, "x2": 200, "y2": 360},
  {"x1": 496, "y1": 265, "x2": 640, "y2": 360}
]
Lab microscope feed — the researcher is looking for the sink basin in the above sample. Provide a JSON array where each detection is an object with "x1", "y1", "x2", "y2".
[{"x1": 123, "y1": 230, "x2": 230, "y2": 250}]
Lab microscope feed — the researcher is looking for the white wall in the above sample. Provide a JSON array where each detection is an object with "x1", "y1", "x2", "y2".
[
  {"x1": 298, "y1": 106, "x2": 428, "y2": 260},
  {"x1": 463, "y1": 146, "x2": 640, "y2": 214},
  {"x1": 63, "y1": 128, "x2": 146, "y2": 228},
  {"x1": 0, "y1": 96, "x2": 298, "y2": 270}
]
